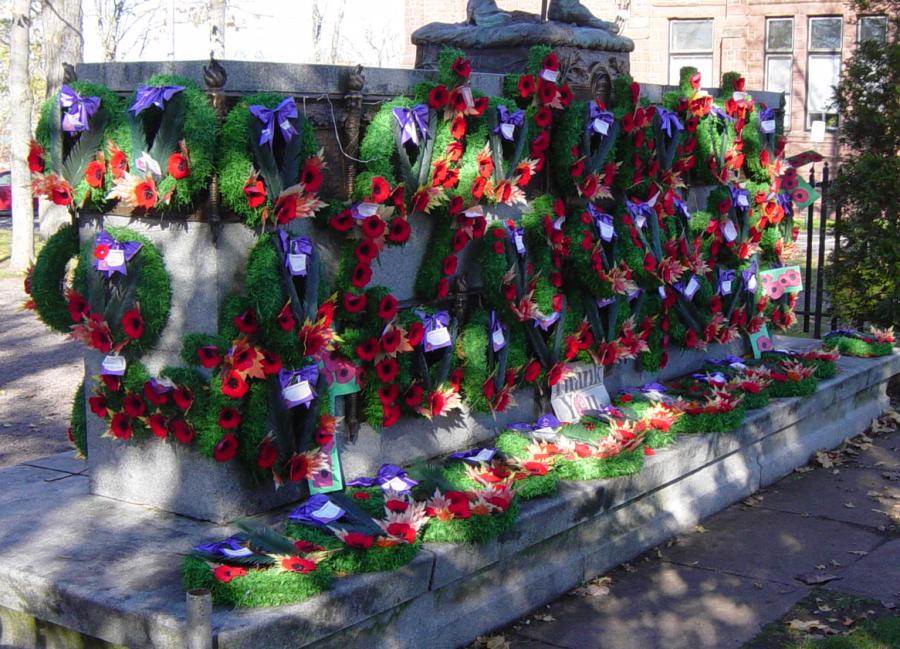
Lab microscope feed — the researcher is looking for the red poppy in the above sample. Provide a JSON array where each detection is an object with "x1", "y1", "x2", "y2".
[
  {"x1": 404, "y1": 384, "x2": 424, "y2": 407},
  {"x1": 300, "y1": 160, "x2": 323, "y2": 193},
  {"x1": 383, "y1": 403, "x2": 402, "y2": 427},
  {"x1": 317, "y1": 301, "x2": 335, "y2": 327},
  {"x1": 122, "y1": 393, "x2": 145, "y2": 418},
  {"x1": 524, "y1": 461, "x2": 549, "y2": 476},
  {"x1": 558, "y1": 84, "x2": 573, "y2": 107},
  {"x1": 107, "y1": 146, "x2": 127, "y2": 178},
  {"x1": 243, "y1": 179, "x2": 266, "y2": 208},
  {"x1": 446, "y1": 491, "x2": 471, "y2": 519},
  {"x1": 428, "y1": 85, "x2": 449, "y2": 109},
  {"x1": 341, "y1": 532, "x2": 374, "y2": 550},
  {"x1": 542, "y1": 52, "x2": 560, "y2": 71},
  {"x1": 315, "y1": 425, "x2": 333, "y2": 447},
  {"x1": 451, "y1": 57, "x2": 471, "y2": 79},
  {"x1": 282, "y1": 556, "x2": 316, "y2": 573},
  {"x1": 213, "y1": 433, "x2": 239, "y2": 462},
  {"x1": 385, "y1": 521, "x2": 416, "y2": 543},
  {"x1": 523, "y1": 360, "x2": 542, "y2": 382},
  {"x1": 342, "y1": 291, "x2": 367, "y2": 314},
  {"x1": 406, "y1": 321, "x2": 424, "y2": 347},
  {"x1": 67, "y1": 292, "x2": 89, "y2": 323},
  {"x1": 386, "y1": 217, "x2": 411, "y2": 244},
  {"x1": 642, "y1": 253, "x2": 657, "y2": 272},
  {"x1": 257, "y1": 440, "x2": 278, "y2": 470},
  {"x1": 377, "y1": 294, "x2": 398, "y2": 321},
  {"x1": 84, "y1": 160, "x2": 106, "y2": 188},
  {"x1": 351, "y1": 491, "x2": 371, "y2": 500},
  {"x1": 197, "y1": 345, "x2": 222, "y2": 368},
  {"x1": 354, "y1": 240, "x2": 378, "y2": 265},
  {"x1": 275, "y1": 193, "x2": 298, "y2": 224},
  {"x1": 378, "y1": 383, "x2": 400, "y2": 405},
  {"x1": 121, "y1": 308, "x2": 144, "y2": 339},
  {"x1": 471, "y1": 176, "x2": 487, "y2": 200},
  {"x1": 547, "y1": 363, "x2": 566, "y2": 386},
  {"x1": 261, "y1": 350, "x2": 282, "y2": 375},
  {"x1": 355, "y1": 338, "x2": 379, "y2": 362},
  {"x1": 449, "y1": 368, "x2": 464, "y2": 391},
  {"x1": 134, "y1": 179, "x2": 157, "y2": 209},
  {"x1": 445, "y1": 141, "x2": 463, "y2": 161},
  {"x1": 142, "y1": 381, "x2": 168, "y2": 406},
  {"x1": 531, "y1": 130, "x2": 551, "y2": 153},
  {"x1": 28, "y1": 141, "x2": 44, "y2": 173},
  {"x1": 276, "y1": 303, "x2": 297, "y2": 332},
  {"x1": 361, "y1": 215, "x2": 386, "y2": 239},
  {"x1": 101, "y1": 374, "x2": 122, "y2": 392},
  {"x1": 531, "y1": 107, "x2": 553, "y2": 130},
  {"x1": 88, "y1": 395, "x2": 108, "y2": 418},
  {"x1": 517, "y1": 74, "x2": 536, "y2": 98},
  {"x1": 329, "y1": 209, "x2": 354, "y2": 232},
  {"x1": 110, "y1": 413, "x2": 132, "y2": 440},
  {"x1": 375, "y1": 358, "x2": 400, "y2": 383},
  {"x1": 350, "y1": 263, "x2": 372, "y2": 289},
  {"x1": 167, "y1": 152, "x2": 189, "y2": 179},
  {"x1": 537, "y1": 80, "x2": 557, "y2": 106},
  {"x1": 169, "y1": 418, "x2": 195, "y2": 444},
  {"x1": 234, "y1": 308, "x2": 258, "y2": 334},
  {"x1": 51, "y1": 183, "x2": 73, "y2": 206},
  {"x1": 213, "y1": 565, "x2": 247, "y2": 583},
  {"x1": 90, "y1": 329, "x2": 112, "y2": 353},
  {"x1": 221, "y1": 371, "x2": 249, "y2": 399},
  {"x1": 172, "y1": 386, "x2": 194, "y2": 411},
  {"x1": 442, "y1": 254, "x2": 458, "y2": 276},
  {"x1": 370, "y1": 176, "x2": 390, "y2": 203},
  {"x1": 148, "y1": 413, "x2": 168, "y2": 438}
]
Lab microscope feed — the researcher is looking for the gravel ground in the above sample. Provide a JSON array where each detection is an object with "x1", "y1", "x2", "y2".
[{"x1": 0, "y1": 276, "x2": 82, "y2": 467}]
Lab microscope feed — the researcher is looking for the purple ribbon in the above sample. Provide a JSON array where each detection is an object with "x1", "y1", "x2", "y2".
[
  {"x1": 277, "y1": 230, "x2": 312, "y2": 277},
  {"x1": 59, "y1": 85, "x2": 100, "y2": 133},
  {"x1": 194, "y1": 535, "x2": 252, "y2": 559},
  {"x1": 640, "y1": 382, "x2": 667, "y2": 396},
  {"x1": 507, "y1": 224, "x2": 526, "y2": 255},
  {"x1": 587, "y1": 103, "x2": 614, "y2": 135},
  {"x1": 596, "y1": 297, "x2": 616, "y2": 309},
  {"x1": 494, "y1": 105, "x2": 525, "y2": 141},
  {"x1": 656, "y1": 108, "x2": 684, "y2": 139},
  {"x1": 129, "y1": 85, "x2": 184, "y2": 115},
  {"x1": 91, "y1": 230, "x2": 142, "y2": 278},
  {"x1": 673, "y1": 196, "x2": 691, "y2": 221},
  {"x1": 148, "y1": 377, "x2": 174, "y2": 394},
  {"x1": 742, "y1": 260, "x2": 758, "y2": 293},
  {"x1": 346, "y1": 464, "x2": 418, "y2": 492},
  {"x1": 415, "y1": 309, "x2": 452, "y2": 352},
  {"x1": 392, "y1": 104, "x2": 429, "y2": 146},
  {"x1": 676, "y1": 275, "x2": 700, "y2": 301},
  {"x1": 729, "y1": 185, "x2": 750, "y2": 213},
  {"x1": 776, "y1": 192, "x2": 794, "y2": 218},
  {"x1": 588, "y1": 203, "x2": 615, "y2": 242},
  {"x1": 248, "y1": 98, "x2": 299, "y2": 148},
  {"x1": 508, "y1": 413, "x2": 561, "y2": 434},
  {"x1": 489, "y1": 310, "x2": 506, "y2": 353},
  {"x1": 717, "y1": 268, "x2": 736, "y2": 295},
  {"x1": 692, "y1": 371, "x2": 727, "y2": 384},
  {"x1": 759, "y1": 107, "x2": 777, "y2": 133},
  {"x1": 289, "y1": 494, "x2": 345, "y2": 526},
  {"x1": 448, "y1": 447, "x2": 497, "y2": 463},
  {"x1": 626, "y1": 197, "x2": 656, "y2": 229},
  {"x1": 627, "y1": 288, "x2": 643, "y2": 302},
  {"x1": 279, "y1": 365, "x2": 318, "y2": 408},
  {"x1": 532, "y1": 311, "x2": 560, "y2": 331},
  {"x1": 710, "y1": 106, "x2": 734, "y2": 122},
  {"x1": 706, "y1": 355, "x2": 745, "y2": 366}
]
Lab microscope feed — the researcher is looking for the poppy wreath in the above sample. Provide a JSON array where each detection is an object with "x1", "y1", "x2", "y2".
[
  {"x1": 618, "y1": 383, "x2": 746, "y2": 436},
  {"x1": 219, "y1": 92, "x2": 323, "y2": 226},
  {"x1": 759, "y1": 356, "x2": 819, "y2": 398},
  {"x1": 823, "y1": 328, "x2": 895, "y2": 358},
  {"x1": 182, "y1": 520, "x2": 334, "y2": 608},
  {"x1": 550, "y1": 96, "x2": 621, "y2": 200},
  {"x1": 27, "y1": 223, "x2": 81, "y2": 334},
  {"x1": 109, "y1": 74, "x2": 216, "y2": 212},
  {"x1": 457, "y1": 310, "x2": 528, "y2": 415},
  {"x1": 33, "y1": 81, "x2": 129, "y2": 210},
  {"x1": 69, "y1": 380, "x2": 88, "y2": 458}
]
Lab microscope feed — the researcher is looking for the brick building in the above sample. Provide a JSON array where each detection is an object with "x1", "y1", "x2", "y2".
[{"x1": 401, "y1": 1, "x2": 890, "y2": 161}]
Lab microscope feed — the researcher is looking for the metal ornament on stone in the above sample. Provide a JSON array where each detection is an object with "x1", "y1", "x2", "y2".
[
  {"x1": 453, "y1": 275, "x2": 469, "y2": 325},
  {"x1": 203, "y1": 53, "x2": 227, "y2": 244},
  {"x1": 342, "y1": 65, "x2": 366, "y2": 197}
]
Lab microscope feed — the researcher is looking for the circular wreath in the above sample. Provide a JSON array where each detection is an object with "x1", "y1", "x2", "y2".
[
  {"x1": 219, "y1": 93, "x2": 319, "y2": 225},
  {"x1": 30, "y1": 223, "x2": 80, "y2": 333},
  {"x1": 125, "y1": 74, "x2": 217, "y2": 211},
  {"x1": 71, "y1": 226, "x2": 172, "y2": 357},
  {"x1": 34, "y1": 81, "x2": 129, "y2": 211}
]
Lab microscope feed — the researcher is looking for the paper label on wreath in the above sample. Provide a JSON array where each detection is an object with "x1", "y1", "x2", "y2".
[
  {"x1": 683, "y1": 275, "x2": 700, "y2": 299},
  {"x1": 101, "y1": 355, "x2": 127, "y2": 376},
  {"x1": 469, "y1": 448, "x2": 495, "y2": 463},
  {"x1": 658, "y1": 286, "x2": 667, "y2": 299},
  {"x1": 748, "y1": 325, "x2": 774, "y2": 359},
  {"x1": 722, "y1": 219, "x2": 738, "y2": 242},
  {"x1": 287, "y1": 253, "x2": 307, "y2": 276},
  {"x1": 598, "y1": 219, "x2": 614, "y2": 241},
  {"x1": 531, "y1": 427, "x2": 558, "y2": 442},
  {"x1": 309, "y1": 440, "x2": 344, "y2": 494},
  {"x1": 104, "y1": 249, "x2": 125, "y2": 268},
  {"x1": 382, "y1": 476, "x2": 412, "y2": 493},
  {"x1": 500, "y1": 122, "x2": 516, "y2": 140},
  {"x1": 513, "y1": 231, "x2": 525, "y2": 254},
  {"x1": 491, "y1": 328, "x2": 506, "y2": 351},
  {"x1": 425, "y1": 325, "x2": 452, "y2": 350},
  {"x1": 460, "y1": 86, "x2": 475, "y2": 110},
  {"x1": 551, "y1": 363, "x2": 610, "y2": 422},
  {"x1": 464, "y1": 205, "x2": 484, "y2": 218},
  {"x1": 222, "y1": 546, "x2": 254, "y2": 558},
  {"x1": 733, "y1": 91, "x2": 749, "y2": 102},
  {"x1": 761, "y1": 119, "x2": 776, "y2": 134},
  {"x1": 540, "y1": 68, "x2": 559, "y2": 83},
  {"x1": 353, "y1": 202, "x2": 379, "y2": 219},
  {"x1": 592, "y1": 118, "x2": 610, "y2": 136},
  {"x1": 721, "y1": 279, "x2": 733, "y2": 295},
  {"x1": 283, "y1": 380, "x2": 312, "y2": 407},
  {"x1": 310, "y1": 500, "x2": 344, "y2": 524}
]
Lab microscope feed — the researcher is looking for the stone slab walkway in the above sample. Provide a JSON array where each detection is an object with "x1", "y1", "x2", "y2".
[
  {"x1": 492, "y1": 419, "x2": 900, "y2": 649},
  {"x1": 0, "y1": 277, "x2": 82, "y2": 468}
]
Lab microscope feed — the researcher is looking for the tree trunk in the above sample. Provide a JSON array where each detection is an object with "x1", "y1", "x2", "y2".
[
  {"x1": 209, "y1": 0, "x2": 226, "y2": 59},
  {"x1": 9, "y1": 0, "x2": 34, "y2": 272},
  {"x1": 41, "y1": 0, "x2": 83, "y2": 97}
]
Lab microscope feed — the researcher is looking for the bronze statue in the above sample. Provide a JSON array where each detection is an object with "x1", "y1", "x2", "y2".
[{"x1": 467, "y1": 0, "x2": 619, "y2": 33}]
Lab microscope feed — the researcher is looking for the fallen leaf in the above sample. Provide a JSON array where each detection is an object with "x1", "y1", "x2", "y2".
[
  {"x1": 533, "y1": 614, "x2": 555, "y2": 623},
  {"x1": 796, "y1": 572, "x2": 841, "y2": 585},
  {"x1": 796, "y1": 466, "x2": 814, "y2": 473},
  {"x1": 787, "y1": 619, "x2": 838, "y2": 634},
  {"x1": 844, "y1": 502, "x2": 856, "y2": 509},
  {"x1": 481, "y1": 635, "x2": 510, "y2": 649},
  {"x1": 695, "y1": 525, "x2": 708, "y2": 533},
  {"x1": 814, "y1": 451, "x2": 834, "y2": 468},
  {"x1": 847, "y1": 550, "x2": 869, "y2": 557},
  {"x1": 816, "y1": 604, "x2": 833, "y2": 613}
]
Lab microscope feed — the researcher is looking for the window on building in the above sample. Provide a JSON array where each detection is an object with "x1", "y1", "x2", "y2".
[
  {"x1": 764, "y1": 17, "x2": 793, "y2": 130},
  {"x1": 858, "y1": 15, "x2": 888, "y2": 43},
  {"x1": 669, "y1": 19, "x2": 714, "y2": 86},
  {"x1": 806, "y1": 16, "x2": 842, "y2": 130}
]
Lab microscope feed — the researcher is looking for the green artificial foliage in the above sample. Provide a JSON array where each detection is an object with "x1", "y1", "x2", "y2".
[
  {"x1": 34, "y1": 81, "x2": 129, "y2": 210},
  {"x1": 437, "y1": 47, "x2": 468, "y2": 88},
  {"x1": 180, "y1": 332, "x2": 228, "y2": 367},
  {"x1": 720, "y1": 72, "x2": 742, "y2": 94},
  {"x1": 670, "y1": 406, "x2": 746, "y2": 434},
  {"x1": 677, "y1": 66, "x2": 699, "y2": 98},
  {"x1": 30, "y1": 223, "x2": 79, "y2": 333},
  {"x1": 69, "y1": 380, "x2": 87, "y2": 458},
  {"x1": 237, "y1": 381, "x2": 272, "y2": 480},
  {"x1": 128, "y1": 74, "x2": 217, "y2": 211},
  {"x1": 741, "y1": 389, "x2": 770, "y2": 410},
  {"x1": 441, "y1": 459, "x2": 558, "y2": 500},
  {"x1": 414, "y1": 210, "x2": 455, "y2": 298},
  {"x1": 284, "y1": 523, "x2": 422, "y2": 575},
  {"x1": 553, "y1": 449, "x2": 644, "y2": 481},
  {"x1": 357, "y1": 97, "x2": 412, "y2": 195},
  {"x1": 219, "y1": 92, "x2": 319, "y2": 225},
  {"x1": 458, "y1": 311, "x2": 491, "y2": 413},
  {"x1": 422, "y1": 501, "x2": 518, "y2": 544},
  {"x1": 823, "y1": 336, "x2": 893, "y2": 358},
  {"x1": 181, "y1": 555, "x2": 332, "y2": 608},
  {"x1": 768, "y1": 377, "x2": 818, "y2": 398}
]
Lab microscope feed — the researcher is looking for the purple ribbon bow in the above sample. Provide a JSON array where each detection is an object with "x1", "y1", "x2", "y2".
[
  {"x1": 587, "y1": 103, "x2": 614, "y2": 135},
  {"x1": 392, "y1": 104, "x2": 429, "y2": 146},
  {"x1": 279, "y1": 365, "x2": 318, "y2": 408},
  {"x1": 692, "y1": 371, "x2": 727, "y2": 384},
  {"x1": 759, "y1": 107, "x2": 777, "y2": 133},
  {"x1": 448, "y1": 447, "x2": 497, "y2": 463},
  {"x1": 627, "y1": 288, "x2": 643, "y2": 302},
  {"x1": 277, "y1": 230, "x2": 313, "y2": 277},
  {"x1": 346, "y1": 464, "x2": 418, "y2": 492},
  {"x1": 507, "y1": 223, "x2": 526, "y2": 255},
  {"x1": 59, "y1": 85, "x2": 100, "y2": 133},
  {"x1": 640, "y1": 382, "x2": 667, "y2": 396},
  {"x1": 729, "y1": 185, "x2": 750, "y2": 213},
  {"x1": 656, "y1": 108, "x2": 684, "y2": 139},
  {"x1": 92, "y1": 230, "x2": 142, "y2": 277},
  {"x1": 289, "y1": 494, "x2": 345, "y2": 526},
  {"x1": 194, "y1": 535, "x2": 252, "y2": 559},
  {"x1": 626, "y1": 197, "x2": 656, "y2": 228},
  {"x1": 742, "y1": 260, "x2": 758, "y2": 293},
  {"x1": 248, "y1": 98, "x2": 298, "y2": 148},
  {"x1": 416, "y1": 309, "x2": 452, "y2": 352},
  {"x1": 532, "y1": 311, "x2": 561, "y2": 331},
  {"x1": 588, "y1": 203, "x2": 616, "y2": 242},
  {"x1": 673, "y1": 196, "x2": 691, "y2": 221},
  {"x1": 676, "y1": 274, "x2": 700, "y2": 301},
  {"x1": 129, "y1": 84, "x2": 185, "y2": 115},
  {"x1": 596, "y1": 297, "x2": 616, "y2": 309},
  {"x1": 710, "y1": 106, "x2": 734, "y2": 122},
  {"x1": 494, "y1": 105, "x2": 525, "y2": 141},
  {"x1": 776, "y1": 192, "x2": 794, "y2": 218},
  {"x1": 717, "y1": 268, "x2": 736, "y2": 295},
  {"x1": 489, "y1": 310, "x2": 506, "y2": 353},
  {"x1": 509, "y1": 413, "x2": 561, "y2": 434}
]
